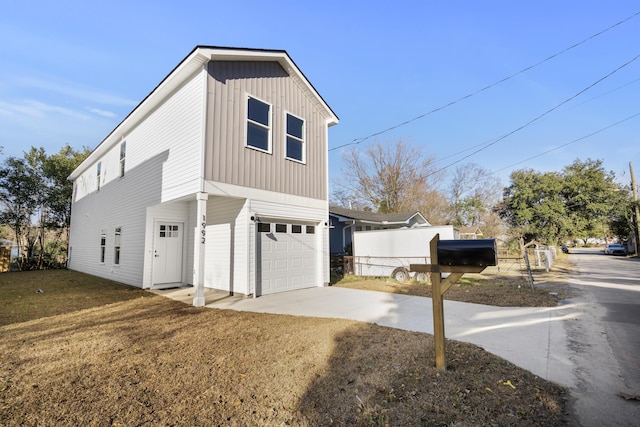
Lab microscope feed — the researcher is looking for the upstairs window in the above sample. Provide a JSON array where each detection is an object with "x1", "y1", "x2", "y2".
[
  {"x1": 96, "y1": 162, "x2": 102, "y2": 191},
  {"x1": 119, "y1": 141, "x2": 126, "y2": 178},
  {"x1": 285, "y1": 113, "x2": 305, "y2": 162},
  {"x1": 246, "y1": 96, "x2": 271, "y2": 152}
]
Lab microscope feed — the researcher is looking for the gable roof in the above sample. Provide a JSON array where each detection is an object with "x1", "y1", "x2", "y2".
[
  {"x1": 69, "y1": 46, "x2": 339, "y2": 180},
  {"x1": 329, "y1": 206, "x2": 430, "y2": 225},
  {"x1": 458, "y1": 226, "x2": 483, "y2": 235}
]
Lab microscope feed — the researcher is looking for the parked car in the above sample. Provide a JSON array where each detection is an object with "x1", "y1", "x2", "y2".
[{"x1": 604, "y1": 243, "x2": 626, "y2": 255}]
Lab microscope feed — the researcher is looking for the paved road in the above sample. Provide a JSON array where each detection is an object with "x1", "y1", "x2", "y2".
[{"x1": 564, "y1": 248, "x2": 640, "y2": 426}]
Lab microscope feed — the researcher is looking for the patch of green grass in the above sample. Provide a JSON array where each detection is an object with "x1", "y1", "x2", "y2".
[
  {"x1": 334, "y1": 274, "x2": 366, "y2": 284},
  {"x1": 0, "y1": 270, "x2": 150, "y2": 326}
]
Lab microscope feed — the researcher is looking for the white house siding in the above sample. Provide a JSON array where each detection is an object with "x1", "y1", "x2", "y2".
[
  {"x1": 126, "y1": 70, "x2": 205, "y2": 203},
  {"x1": 203, "y1": 197, "x2": 250, "y2": 294},
  {"x1": 68, "y1": 70, "x2": 206, "y2": 287}
]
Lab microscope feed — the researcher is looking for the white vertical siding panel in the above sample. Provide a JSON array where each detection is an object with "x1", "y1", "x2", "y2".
[
  {"x1": 204, "y1": 224, "x2": 231, "y2": 290},
  {"x1": 204, "y1": 197, "x2": 250, "y2": 294}
]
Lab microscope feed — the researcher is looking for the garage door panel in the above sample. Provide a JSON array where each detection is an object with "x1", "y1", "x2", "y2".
[
  {"x1": 274, "y1": 259, "x2": 288, "y2": 271},
  {"x1": 258, "y1": 221, "x2": 318, "y2": 295}
]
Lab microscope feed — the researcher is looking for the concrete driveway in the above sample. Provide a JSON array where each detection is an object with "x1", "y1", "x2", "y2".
[{"x1": 153, "y1": 285, "x2": 577, "y2": 388}]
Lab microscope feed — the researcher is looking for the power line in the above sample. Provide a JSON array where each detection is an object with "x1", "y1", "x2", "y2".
[
  {"x1": 329, "y1": 10, "x2": 640, "y2": 152},
  {"x1": 420, "y1": 52, "x2": 640, "y2": 179},
  {"x1": 429, "y1": 77, "x2": 640, "y2": 169},
  {"x1": 491, "y1": 112, "x2": 640, "y2": 174}
]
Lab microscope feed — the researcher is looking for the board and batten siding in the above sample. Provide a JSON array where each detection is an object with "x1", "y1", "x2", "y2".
[
  {"x1": 68, "y1": 69, "x2": 206, "y2": 287},
  {"x1": 204, "y1": 61, "x2": 329, "y2": 201}
]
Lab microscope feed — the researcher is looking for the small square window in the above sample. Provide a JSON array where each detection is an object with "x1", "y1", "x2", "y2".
[
  {"x1": 291, "y1": 225, "x2": 302, "y2": 234},
  {"x1": 258, "y1": 223, "x2": 271, "y2": 233},
  {"x1": 276, "y1": 224, "x2": 287, "y2": 233},
  {"x1": 306, "y1": 226, "x2": 315, "y2": 234}
]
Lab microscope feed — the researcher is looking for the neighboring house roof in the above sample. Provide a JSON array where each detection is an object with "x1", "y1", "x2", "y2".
[
  {"x1": 69, "y1": 46, "x2": 339, "y2": 181},
  {"x1": 329, "y1": 206, "x2": 430, "y2": 226},
  {"x1": 458, "y1": 226, "x2": 483, "y2": 235}
]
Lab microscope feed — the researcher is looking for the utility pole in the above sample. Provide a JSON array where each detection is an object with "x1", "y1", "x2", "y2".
[{"x1": 630, "y1": 162, "x2": 640, "y2": 256}]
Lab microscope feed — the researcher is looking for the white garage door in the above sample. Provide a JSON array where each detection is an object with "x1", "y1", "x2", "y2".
[{"x1": 258, "y1": 221, "x2": 318, "y2": 295}]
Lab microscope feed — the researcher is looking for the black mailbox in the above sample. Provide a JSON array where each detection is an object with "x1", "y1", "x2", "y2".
[{"x1": 437, "y1": 239, "x2": 498, "y2": 267}]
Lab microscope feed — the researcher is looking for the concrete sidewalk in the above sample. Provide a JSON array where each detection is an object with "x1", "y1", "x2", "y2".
[{"x1": 151, "y1": 286, "x2": 578, "y2": 387}]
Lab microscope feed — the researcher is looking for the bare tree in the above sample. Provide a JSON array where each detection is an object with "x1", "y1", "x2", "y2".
[
  {"x1": 333, "y1": 140, "x2": 445, "y2": 214},
  {"x1": 417, "y1": 189, "x2": 451, "y2": 225},
  {"x1": 449, "y1": 163, "x2": 504, "y2": 236}
]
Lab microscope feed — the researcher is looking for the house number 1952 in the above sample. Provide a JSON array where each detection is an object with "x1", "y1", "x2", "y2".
[{"x1": 200, "y1": 215, "x2": 206, "y2": 244}]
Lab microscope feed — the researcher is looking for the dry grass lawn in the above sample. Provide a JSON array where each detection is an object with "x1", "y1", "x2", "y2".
[{"x1": 0, "y1": 269, "x2": 571, "y2": 426}]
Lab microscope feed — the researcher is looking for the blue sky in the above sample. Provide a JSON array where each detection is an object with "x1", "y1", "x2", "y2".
[{"x1": 1, "y1": 0, "x2": 638, "y2": 192}]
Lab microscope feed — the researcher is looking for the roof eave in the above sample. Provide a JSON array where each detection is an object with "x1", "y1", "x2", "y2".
[{"x1": 69, "y1": 46, "x2": 338, "y2": 181}]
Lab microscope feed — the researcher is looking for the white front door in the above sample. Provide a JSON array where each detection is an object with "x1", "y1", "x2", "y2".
[{"x1": 153, "y1": 222, "x2": 183, "y2": 285}]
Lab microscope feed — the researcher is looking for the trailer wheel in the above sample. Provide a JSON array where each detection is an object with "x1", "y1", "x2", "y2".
[
  {"x1": 415, "y1": 272, "x2": 428, "y2": 283},
  {"x1": 391, "y1": 267, "x2": 410, "y2": 282}
]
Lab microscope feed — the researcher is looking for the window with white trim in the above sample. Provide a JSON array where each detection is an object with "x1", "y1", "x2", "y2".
[
  {"x1": 119, "y1": 141, "x2": 126, "y2": 178},
  {"x1": 285, "y1": 113, "x2": 305, "y2": 162},
  {"x1": 96, "y1": 162, "x2": 102, "y2": 191},
  {"x1": 246, "y1": 96, "x2": 271, "y2": 152},
  {"x1": 100, "y1": 230, "x2": 106, "y2": 263},
  {"x1": 114, "y1": 227, "x2": 122, "y2": 265}
]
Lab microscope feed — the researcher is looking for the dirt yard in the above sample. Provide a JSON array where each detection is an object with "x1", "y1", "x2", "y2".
[
  {"x1": 334, "y1": 261, "x2": 574, "y2": 308},
  {"x1": 0, "y1": 269, "x2": 571, "y2": 426}
]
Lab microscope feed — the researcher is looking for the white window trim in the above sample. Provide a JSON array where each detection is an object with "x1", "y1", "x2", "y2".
[
  {"x1": 119, "y1": 141, "x2": 126, "y2": 178},
  {"x1": 284, "y1": 111, "x2": 306, "y2": 164},
  {"x1": 96, "y1": 162, "x2": 102, "y2": 191},
  {"x1": 245, "y1": 94, "x2": 272, "y2": 154},
  {"x1": 114, "y1": 226, "x2": 122, "y2": 266},
  {"x1": 100, "y1": 230, "x2": 106, "y2": 264}
]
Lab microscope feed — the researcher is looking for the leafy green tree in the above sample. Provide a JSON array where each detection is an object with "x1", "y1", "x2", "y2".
[
  {"x1": 449, "y1": 163, "x2": 504, "y2": 236},
  {"x1": 560, "y1": 159, "x2": 622, "y2": 240},
  {"x1": 0, "y1": 156, "x2": 43, "y2": 269},
  {"x1": 500, "y1": 159, "x2": 631, "y2": 245},
  {"x1": 501, "y1": 169, "x2": 571, "y2": 245},
  {"x1": 0, "y1": 145, "x2": 89, "y2": 269}
]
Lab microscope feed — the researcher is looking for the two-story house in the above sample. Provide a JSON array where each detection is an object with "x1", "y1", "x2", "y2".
[{"x1": 67, "y1": 46, "x2": 338, "y2": 305}]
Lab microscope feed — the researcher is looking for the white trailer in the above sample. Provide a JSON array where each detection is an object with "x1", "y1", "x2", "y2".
[{"x1": 352, "y1": 226, "x2": 459, "y2": 281}]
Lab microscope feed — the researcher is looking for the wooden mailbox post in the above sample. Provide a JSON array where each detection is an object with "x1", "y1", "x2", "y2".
[{"x1": 410, "y1": 234, "x2": 497, "y2": 371}]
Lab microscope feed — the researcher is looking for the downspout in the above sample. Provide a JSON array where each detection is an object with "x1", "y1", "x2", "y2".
[{"x1": 248, "y1": 200, "x2": 255, "y2": 298}]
